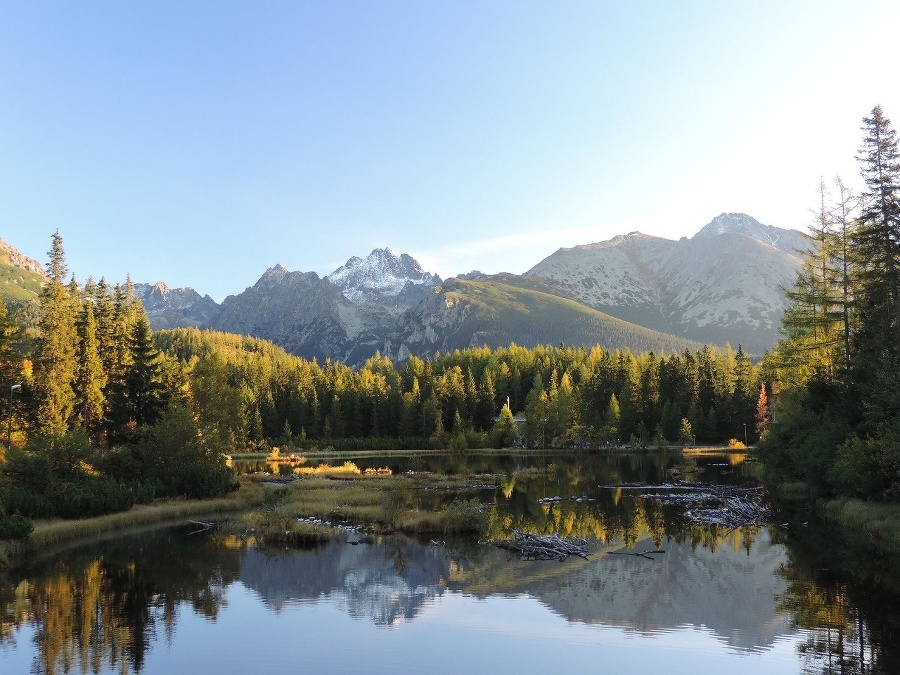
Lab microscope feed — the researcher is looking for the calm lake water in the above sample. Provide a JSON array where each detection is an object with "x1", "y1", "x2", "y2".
[{"x1": 2, "y1": 451, "x2": 897, "y2": 674}]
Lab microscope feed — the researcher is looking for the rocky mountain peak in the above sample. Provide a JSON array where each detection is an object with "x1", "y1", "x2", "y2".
[
  {"x1": 263, "y1": 263, "x2": 290, "y2": 279},
  {"x1": 327, "y1": 248, "x2": 440, "y2": 305},
  {"x1": 150, "y1": 281, "x2": 170, "y2": 297},
  {"x1": 0, "y1": 237, "x2": 47, "y2": 278},
  {"x1": 693, "y1": 213, "x2": 807, "y2": 254}
]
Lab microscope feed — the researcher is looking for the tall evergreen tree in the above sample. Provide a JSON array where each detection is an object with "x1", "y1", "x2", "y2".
[
  {"x1": 106, "y1": 314, "x2": 168, "y2": 442},
  {"x1": 856, "y1": 105, "x2": 900, "y2": 324},
  {"x1": 851, "y1": 107, "x2": 900, "y2": 438},
  {"x1": 73, "y1": 296, "x2": 106, "y2": 442},
  {"x1": 34, "y1": 231, "x2": 78, "y2": 434},
  {"x1": 730, "y1": 345, "x2": 756, "y2": 440}
]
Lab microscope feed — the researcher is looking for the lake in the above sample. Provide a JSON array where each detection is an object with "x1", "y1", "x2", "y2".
[{"x1": 2, "y1": 451, "x2": 897, "y2": 674}]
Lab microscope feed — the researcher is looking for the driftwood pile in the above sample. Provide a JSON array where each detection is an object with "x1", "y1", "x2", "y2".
[
  {"x1": 600, "y1": 482, "x2": 772, "y2": 529},
  {"x1": 495, "y1": 529, "x2": 590, "y2": 561}
]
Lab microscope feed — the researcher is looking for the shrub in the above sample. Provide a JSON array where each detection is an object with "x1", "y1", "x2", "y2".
[
  {"x1": 0, "y1": 500, "x2": 33, "y2": 540},
  {"x1": 0, "y1": 513, "x2": 33, "y2": 540}
]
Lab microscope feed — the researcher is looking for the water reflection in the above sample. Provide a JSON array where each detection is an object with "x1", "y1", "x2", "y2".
[
  {"x1": 1, "y1": 453, "x2": 899, "y2": 674},
  {"x1": 239, "y1": 538, "x2": 451, "y2": 626},
  {"x1": 1, "y1": 526, "x2": 240, "y2": 674}
]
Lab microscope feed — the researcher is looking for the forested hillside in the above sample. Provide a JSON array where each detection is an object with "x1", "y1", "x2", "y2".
[{"x1": 156, "y1": 326, "x2": 761, "y2": 451}]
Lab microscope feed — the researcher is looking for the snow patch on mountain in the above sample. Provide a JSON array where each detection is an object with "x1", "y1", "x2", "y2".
[{"x1": 327, "y1": 248, "x2": 440, "y2": 305}]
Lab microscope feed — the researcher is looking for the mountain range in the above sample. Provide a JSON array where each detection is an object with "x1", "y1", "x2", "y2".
[{"x1": 1, "y1": 213, "x2": 805, "y2": 364}]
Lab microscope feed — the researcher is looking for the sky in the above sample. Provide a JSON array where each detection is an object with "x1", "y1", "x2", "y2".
[{"x1": 3, "y1": 1, "x2": 900, "y2": 302}]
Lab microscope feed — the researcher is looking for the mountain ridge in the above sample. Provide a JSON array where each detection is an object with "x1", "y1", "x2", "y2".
[
  {"x1": 1, "y1": 213, "x2": 803, "y2": 364},
  {"x1": 524, "y1": 213, "x2": 806, "y2": 351}
]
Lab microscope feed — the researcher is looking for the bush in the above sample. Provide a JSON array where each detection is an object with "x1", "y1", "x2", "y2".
[
  {"x1": 443, "y1": 498, "x2": 489, "y2": 534},
  {"x1": 0, "y1": 513, "x2": 33, "y2": 540},
  {"x1": 0, "y1": 500, "x2": 33, "y2": 540},
  {"x1": 0, "y1": 476, "x2": 139, "y2": 519}
]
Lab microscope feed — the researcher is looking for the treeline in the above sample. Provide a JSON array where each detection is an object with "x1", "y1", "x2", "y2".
[
  {"x1": 153, "y1": 327, "x2": 765, "y2": 452},
  {"x1": 758, "y1": 105, "x2": 900, "y2": 501},
  {"x1": 0, "y1": 233, "x2": 235, "y2": 535}
]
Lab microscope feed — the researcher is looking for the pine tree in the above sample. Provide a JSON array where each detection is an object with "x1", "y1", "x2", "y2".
[
  {"x1": 856, "y1": 105, "x2": 900, "y2": 325},
  {"x1": 848, "y1": 107, "x2": 900, "y2": 436},
  {"x1": 730, "y1": 345, "x2": 756, "y2": 439},
  {"x1": 475, "y1": 368, "x2": 497, "y2": 431},
  {"x1": 106, "y1": 314, "x2": 168, "y2": 442},
  {"x1": 73, "y1": 296, "x2": 106, "y2": 442},
  {"x1": 833, "y1": 176, "x2": 858, "y2": 373},
  {"x1": 0, "y1": 299, "x2": 23, "y2": 446},
  {"x1": 0, "y1": 299, "x2": 21, "y2": 389},
  {"x1": 491, "y1": 405, "x2": 518, "y2": 448},
  {"x1": 34, "y1": 231, "x2": 78, "y2": 434}
]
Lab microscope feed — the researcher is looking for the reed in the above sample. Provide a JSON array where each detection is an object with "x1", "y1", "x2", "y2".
[
  {"x1": 397, "y1": 498, "x2": 488, "y2": 535},
  {"x1": 27, "y1": 497, "x2": 247, "y2": 550},
  {"x1": 822, "y1": 499, "x2": 900, "y2": 555}
]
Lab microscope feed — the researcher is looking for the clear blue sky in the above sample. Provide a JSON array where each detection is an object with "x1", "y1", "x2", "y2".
[{"x1": 2, "y1": 1, "x2": 899, "y2": 301}]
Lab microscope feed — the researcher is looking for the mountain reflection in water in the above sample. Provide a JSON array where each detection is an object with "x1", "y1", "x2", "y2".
[
  {"x1": 1, "y1": 452, "x2": 898, "y2": 674},
  {"x1": 236, "y1": 529, "x2": 790, "y2": 650}
]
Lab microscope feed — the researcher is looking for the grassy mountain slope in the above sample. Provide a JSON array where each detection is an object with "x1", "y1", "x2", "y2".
[
  {"x1": 0, "y1": 260, "x2": 44, "y2": 305},
  {"x1": 396, "y1": 274, "x2": 700, "y2": 357}
]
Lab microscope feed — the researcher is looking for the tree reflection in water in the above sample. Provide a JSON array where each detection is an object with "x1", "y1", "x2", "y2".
[
  {"x1": 772, "y1": 509, "x2": 900, "y2": 675},
  {"x1": 2, "y1": 452, "x2": 900, "y2": 673},
  {"x1": 0, "y1": 526, "x2": 241, "y2": 674}
]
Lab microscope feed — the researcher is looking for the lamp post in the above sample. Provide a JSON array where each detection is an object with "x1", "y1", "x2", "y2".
[
  {"x1": 743, "y1": 423, "x2": 747, "y2": 447},
  {"x1": 8, "y1": 383, "x2": 21, "y2": 451}
]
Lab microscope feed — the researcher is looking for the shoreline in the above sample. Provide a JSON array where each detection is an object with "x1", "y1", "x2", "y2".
[{"x1": 1, "y1": 494, "x2": 249, "y2": 571}]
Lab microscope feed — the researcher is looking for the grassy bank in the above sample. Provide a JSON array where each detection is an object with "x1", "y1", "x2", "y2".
[
  {"x1": 820, "y1": 498, "x2": 900, "y2": 555},
  {"x1": 0, "y1": 488, "x2": 257, "y2": 570},
  {"x1": 2, "y1": 467, "x2": 495, "y2": 569},
  {"x1": 236, "y1": 468, "x2": 491, "y2": 547},
  {"x1": 766, "y1": 474, "x2": 900, "y2": 556}
]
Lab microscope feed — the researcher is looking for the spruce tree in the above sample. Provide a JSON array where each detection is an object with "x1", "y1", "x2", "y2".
[
  {"x1": 0, "y1": 299, "x2": 22, "y2": 446},
  {"x1": 730, "y1": 345, "x2": 756, "y2": 439},
  {"x1": 34, "y1": 231, "x2": 78, "y2": 434},
  {"x1": 73, "y1": 296, "x2": 106, "y2": 442},
  {"x1": 851, "y1": 106, "x2": 900, "y2": 436},
  {"x1": 106, "y1": 314, "x2": 168, "y2": 442},
  {"x1": 856, "y1": 105, "x2": 900, "y2": 323}
]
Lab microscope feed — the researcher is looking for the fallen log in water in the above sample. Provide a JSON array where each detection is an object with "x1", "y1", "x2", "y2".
[
  {"x1": 494, "y1": 529, "x2": 589, "y2": 561},
  {"x1": 609, "y1": 548, "x2": 666, "y2": 561},
  {"x1": 599, "y1": 482, "x2": 771, "y2": 528},
  {"x1": 188, "y1": 520, "x2": 215, "y2": 535}
]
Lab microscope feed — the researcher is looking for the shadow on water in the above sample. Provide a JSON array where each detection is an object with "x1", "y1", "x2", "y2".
[{"x1": 2, "y1": 451, "x2": 899, "y2": 674}]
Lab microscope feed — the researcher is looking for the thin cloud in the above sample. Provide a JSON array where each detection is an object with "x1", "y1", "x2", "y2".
[{"x1": 411, "y1": 224, "x2": 627, "y2": 278}]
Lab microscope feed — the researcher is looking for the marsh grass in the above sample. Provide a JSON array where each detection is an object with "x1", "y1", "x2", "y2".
[
  {"x1": 773, "y1": 480, "x2": 813, "y2": 501},
  {"x1": 237, "y1": 472, "x2": 492, "y2": 538},
  {"x1": 0, "y1": 495, "x2": 250, "y2": 569},
  {"x1": 398, "y1": 498, "x2": 489, "y2": 535},
  {"x1": 2, "y1": 469, "x2": 494, "y2": 566},
  {"x1": 246, "y1": 505, "x2": 336, "y2": 547},
  {"x1": 823, "y1": 499, "x2": 900, "y2": 555}
]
